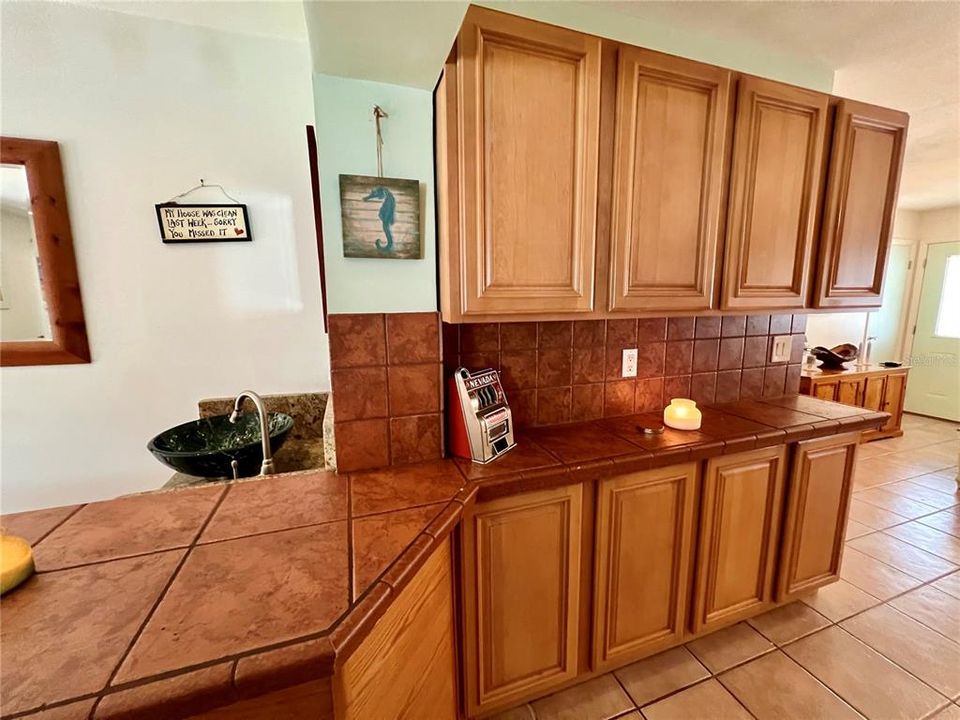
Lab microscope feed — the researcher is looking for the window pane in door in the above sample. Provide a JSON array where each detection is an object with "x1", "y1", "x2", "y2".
[{"x1": 933, "y1": 254, "x2": 960, "y2": 338}]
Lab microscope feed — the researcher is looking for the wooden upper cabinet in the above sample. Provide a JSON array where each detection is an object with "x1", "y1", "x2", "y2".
[
  {"x1": 692, "y1": 445, "x2": 786, "y2": 634},
  {"x1": 721, "y1": 77, "x2": 829, "y2": 310},
  {"x1": 609, "y1": 49, "x2": 732, "y2": 312},
  {"x1": 777, "y1": 433, "x2": 859, "y2": 602},
  {"x1": 447, "y1": 7, "x2": 601, "y2": 319},
  {"x1": 593, "y1": 464, "x2": 698, "y2": 670},
  {"x1": 461, "y1": 484, "x2": 583, "y2": 716},
  {"x1": 813, "y1": 100, "x2": 909, "y2": 308}
]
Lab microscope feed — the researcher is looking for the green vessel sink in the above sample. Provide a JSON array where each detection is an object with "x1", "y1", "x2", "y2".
[{"x1": 148, "y1": 413, "x2": 294, "y2": 479}]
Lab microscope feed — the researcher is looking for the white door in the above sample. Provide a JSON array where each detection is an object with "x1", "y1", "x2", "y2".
[{"x1": 904, "y1": 241, "x2": 960, "y2": 420}]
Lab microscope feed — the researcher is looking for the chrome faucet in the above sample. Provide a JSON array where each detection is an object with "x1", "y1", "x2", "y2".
[{"x1": 229, "y1": 391, "x2": 276, "y2": 476}]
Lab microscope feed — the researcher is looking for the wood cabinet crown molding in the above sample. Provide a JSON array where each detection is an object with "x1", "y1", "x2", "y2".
[{"x1": 813, "y1": 100, "x2": 909, "y2": 308}]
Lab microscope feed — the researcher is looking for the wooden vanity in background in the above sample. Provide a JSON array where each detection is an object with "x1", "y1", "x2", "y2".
[{"x1": 800, "y1": 365, "x2": 910, "y2": 441}]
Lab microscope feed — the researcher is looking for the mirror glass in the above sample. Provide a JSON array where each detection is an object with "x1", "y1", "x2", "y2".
[{"x1": 1, "y1": 163, "x2": 51, "y2": 341}]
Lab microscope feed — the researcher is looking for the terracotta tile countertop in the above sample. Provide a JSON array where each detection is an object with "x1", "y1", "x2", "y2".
[{"x1": 0, "y1": 395, "x2": 886, "y2": 719}]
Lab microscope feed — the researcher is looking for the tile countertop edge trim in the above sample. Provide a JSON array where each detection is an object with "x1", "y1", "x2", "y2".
[{"x1": 4, "y1": 395, "x2": 886, "y2": 719}]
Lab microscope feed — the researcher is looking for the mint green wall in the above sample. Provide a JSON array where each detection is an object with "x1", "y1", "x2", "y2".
[
  {"x1": 312, "y1": 3, "x2": 835, "y2": 314},
  {"x1": 313, "y1": 73, "x2": 437, "y2": 314}
]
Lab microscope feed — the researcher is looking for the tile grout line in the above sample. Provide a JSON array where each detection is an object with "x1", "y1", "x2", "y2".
[{"x1": 96, "y1": 483, "x2": 234, "y2": 705}]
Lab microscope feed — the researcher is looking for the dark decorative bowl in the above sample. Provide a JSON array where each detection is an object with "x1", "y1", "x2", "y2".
[
  {"x1": 811, "y1": 343, "x2": 859, "y2": 370},
  {"x1": 148, "y1": 413, "x2": 294, "y2": 479}
]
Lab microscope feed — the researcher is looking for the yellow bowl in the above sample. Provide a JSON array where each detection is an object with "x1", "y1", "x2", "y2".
[{"x1": 1, "y1": 535, "x2": 35, "y2": 595}]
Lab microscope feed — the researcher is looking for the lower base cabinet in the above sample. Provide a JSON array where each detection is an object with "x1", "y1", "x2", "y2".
[
  {"x1": 777, "y1": 433, "x2": 859, "y2": 601},
  {"x1": 800, "y1": 367, "x2": 908, "y2": 441},
  {"x1": 592, "y1": 463, "x2": 698, "y2": 670},
  {"x1": 461, "y1": 484, "x2": 583, "y2": 717},
  {"x1": 691, "y1": 446, "x2": 787, "y2": 634}
]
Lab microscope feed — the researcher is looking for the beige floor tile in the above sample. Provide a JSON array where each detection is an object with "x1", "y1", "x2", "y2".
[
  {"x1": 933, "y1": 570, "x2": 960, "y2": 599},
  {"x1": 615, "y1": 647, "x2": 710, "y2": 708},
  {"x1": 784, "y1": 626, "x2": 946, "y2": 720},
  {"x1": 489, "y1": 704, "x2": 536, "y2": 720},
  {"x1": 928, "y1": 703, "x2": 960, "y2": 720},
  {"x1": 854, "y1": 487, "x2": 943, "y2": 519},
  {"x1": 841, "y1": 604, "x2": 960, "y2": 699},
  {"x1": 531, "y1": 674, "x2": 634, "y2": 720},
  {"x1": 882, "y1": 481, "x2": 959, "y2": 510},
  {"x1": 848, "y1": 499, "x2": 911, "y2": 530},
  {"x1": 856, "y1": 442, "x2": 893, "y2": 460},
  {"x1": 718, "y1": 650, "x2": 863, "y2": 720},
  {"x1": 917, "y1": 508, "x2": 960, "y2": 539},
  {"x1": 800, "y1": 578, "x2": 881, "y2": 622},
  {"x1": 640, "y1": 679, "x2": 751, "y2": 720},
  {"x1": 909, "y1": 471, "x2": 960, "y2": 495},
  {"x1": 746, "y1": 602, "x2": 831, "y2": 646},
  {"x1": 888, "y1": 585, "x2": 960, "y2": 644},
  {"x1": 685, "y1": 622, "x2": 774, "y2": 674},
  {"x1": 840, "y1": 545, "x2": 925, "y2": 598},
  {"x1": 847, "y1": 533, "x2": 958, "y2": 581},
  {"x1": 845, "y1": 519, "x2": 874, "y2": 540},
  {"x1": 885, "y1": 522, "x2": 960, "y2": 564},
  {"x1": 617, "y1": 713, "x2": 642, "y2": 720}
]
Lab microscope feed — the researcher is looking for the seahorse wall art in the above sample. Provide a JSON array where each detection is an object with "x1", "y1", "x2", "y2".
[{"x1": 338, "y1": 174, "x2": 422, "y2": 259}]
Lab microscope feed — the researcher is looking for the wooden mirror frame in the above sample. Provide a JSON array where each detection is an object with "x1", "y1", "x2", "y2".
[{"x1": 1, "y1": 137, "x2": 90, "y2": 366}]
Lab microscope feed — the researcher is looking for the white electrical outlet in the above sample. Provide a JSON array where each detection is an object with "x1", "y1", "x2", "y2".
[
  {"x1": 771, "y1": 335, "x2": 792, "y2": 364},
  {"x1": 622, "y1": 348, "x2": 638, "y2": 378}
]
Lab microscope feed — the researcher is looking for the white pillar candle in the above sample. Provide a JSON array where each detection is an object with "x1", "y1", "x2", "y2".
[{"x1": 663, "y1": 398, "x2": 702, "y2": 431}]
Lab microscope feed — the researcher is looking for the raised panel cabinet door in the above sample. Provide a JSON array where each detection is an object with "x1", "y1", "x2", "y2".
[
  {"x1": 721, "y1": 77, "x2": 829, "y2": 310},
  {"x1": 455, "y1": 7, "x2": 601, "y2": 317},
  {"x1": 692, "y1": 445, "x2": 787, "y2": 634},
  {"x1": 881, "y1": 371, "x2": 907, "y2": 432},
  {"x1": 777, "y1": 433, "x2": 859, "y2": 600},
  {"x1": 863, "y1": 375, "x2": 886, "y2": 411},
  {"x1": 812, "y1": 380, "x2": 838, "y2": 402},
  {"x1": 593, "y1": 463, "x2": 698, "y2": 670},
  {"x1": 609, "y1": 48, "x2": 732, "y2": 312},
  {"x1": 813, "y1": 101, "x2": 909, "y2": 308},
  {"x1": 462, "y1": 483, "x2": 583, "y2": 716},
  {"x1": 837, "y1": 378, "x2": 864, "y2": 407}
]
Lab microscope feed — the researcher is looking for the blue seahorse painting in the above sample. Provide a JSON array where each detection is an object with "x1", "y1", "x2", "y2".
[
  {"x1": 338, "y1": 174, "x2": 421, "y2": 259},
  {"x1": 362, "y1": 186, "x2": 396, "y2": 252}
]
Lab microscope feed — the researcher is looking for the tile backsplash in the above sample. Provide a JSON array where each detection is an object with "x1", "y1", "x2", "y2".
[
  {"x1": 442, "y1": 315, "x2": 806, "y2": 429},
  {"x1": 328, "y1": 312, "x2": 443, "y2": 472}
]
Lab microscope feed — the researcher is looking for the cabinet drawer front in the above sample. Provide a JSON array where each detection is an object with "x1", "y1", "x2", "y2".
[
  {"x1": 814, "y1": 101, "x2": 908, "y2": 308},
  {"x1": 722, "y1": 78, "x2": 828, "y2": 310},
  {"x1": 778, "y1": 434, "x2": 859, "y2": 600},
  {"x1": 456, "y1": 8, "x2": 601, "y2": 316},
  {"x1": 609, "y1": 49, "x2": 731, "y2": 312},
  {"x1": 593, "y1": 464, "x2": 698, "y2": 668},
  {"x1": 463, "y1": 484, "x2": 582, "y2": 714},
  {"x1": 694, "y1": 446, "x2": 786, "y2": 633}
]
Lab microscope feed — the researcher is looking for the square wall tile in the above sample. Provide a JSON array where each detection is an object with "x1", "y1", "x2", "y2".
[
  {"x1": 693, "y1": 339, "x2": 720, "y2": 373},
  {"x1": 571, "y1": 384, "x2": 604, "y2": 422},
  {"x1": 607, "y1": 319, "x2": 638, "y2": 347},
  {"x1": 769, "y1": 313, "x2": 793, "y2": 335},
  {"x1": 573, "y1": 319, "x2": 606, "y2": 348},
  {"x1": 746, "y1": 314, "x2": 770, "y2": 336},
  {"x1": 538, "y1": 321, "x2": 573, "y2": 348},
  {"x1": 386, "y1": 312, "x2": 440, "y2": 364},
  {"x1": 538, "y1": 348, "x2": 573, "y2": 388},
  {"x1": 500, "y1": 322, "x2": 538, "y2": 350},
  {"x1": 538, "y1": 387, "x2": 572, "y2": 425},
  {"x1": 335, "y1": 418, "x2": 389, "y2": 472},
  {"x1": 573, "y1": 347, "x2": 606, "y2": 384},
  {"x1": 668, "y1": 317, "x2": 695, "y2": 340},
  {"x1": 636, "y1": 377, "x2": 664, "y2": 413},
  {"x1": 721, "y1": 315, "x2": 747, "y2": 337},
  {"x1": 390, "y1": 414, "x2": 442, "y2": 465},
  {"x1": 716, "y1": 370, "x2": 742, "y2": 403},
  {"x1": 743, "y1": 336, "x2": 768, "y2": 368},
  {"x1": 691, "y1": 372, "x2": 717, "y2": 405},
  {"x1": 331, "y1": 367, "x2": 388, "y2": 421},
  {"x1": 329, "y1": 313, "x2": 386, "y2": 368},
  {"x1": 387, "y1": 364, "x2": 440, "y2": 417},
  {"x1": 663, "y1": 375, "x2": 692, "y2": 400},
  {"x1": 719, "y1": 337, "x2": 744, "y2": 370},
  {"x1": 695, "y1": 316, "x2": 722, "y2": 338},
  {"x1": 460, "y1": 323, "x2": 500, "y2": 352},
  {"x1": 763, "y1": 366, "x2": 787, "y2": 397},
  {"x1": 604, "y1": 380, "x2": 636, "y2": 417},
  {"x1": 740, "y1": 368, "x2": 765, "y2": 399},
  {"x1": 638, "y1": 317, "x2": 668, "y2": 342},
  {"x1": 500, "y1": 350, "x2": 538, "y2": 390},
  {"x1": 665, "y1": 341, "x2": 693, "y2": 376},
  {"x1": 637, "y1": 342, "x2": 667, "y2": 379}
]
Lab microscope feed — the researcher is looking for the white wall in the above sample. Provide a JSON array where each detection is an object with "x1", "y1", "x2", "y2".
[
  {"x1": 1, "y1": 209, "x2": 51, "y2": 342},
  {"x1": 313, "y1": 73, "x2": 438, "y2": 314},
  {"x1": 805, "y1": 209, "x2": 921, "y2": 354},
  {"x1": 0, "y1": 1, "x2": 327, "y2": 512}
]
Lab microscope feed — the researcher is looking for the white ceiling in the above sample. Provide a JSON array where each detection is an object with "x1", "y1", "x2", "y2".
[{"x1": 604, "y1": 1, "x2": 960, "y2": 210}]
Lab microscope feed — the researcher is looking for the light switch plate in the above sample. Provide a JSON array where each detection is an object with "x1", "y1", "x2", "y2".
[
  {"x1": 622, "y1": 348, "x2": 638, "y2": 378},
  {"x1": 771, "y1": 335, "x2": 792, "y2": 364}
]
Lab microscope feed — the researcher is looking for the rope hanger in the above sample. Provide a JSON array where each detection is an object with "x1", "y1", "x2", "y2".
[
  {"x1": 373, "y1": 105, "x2": 388, "y2": 177},
  {"x1": 165, "y1": 178, "x2": 242, "y2": 204}
]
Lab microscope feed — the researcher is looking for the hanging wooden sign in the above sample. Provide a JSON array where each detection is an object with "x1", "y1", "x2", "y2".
[{"x1": 155, "y1": 203, "x2": 252, "y2": 243}]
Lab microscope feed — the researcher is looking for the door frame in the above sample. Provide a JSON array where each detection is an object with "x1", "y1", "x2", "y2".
[{"x1": 901, "y1": 239, "x2": 958, "y2": 362}]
